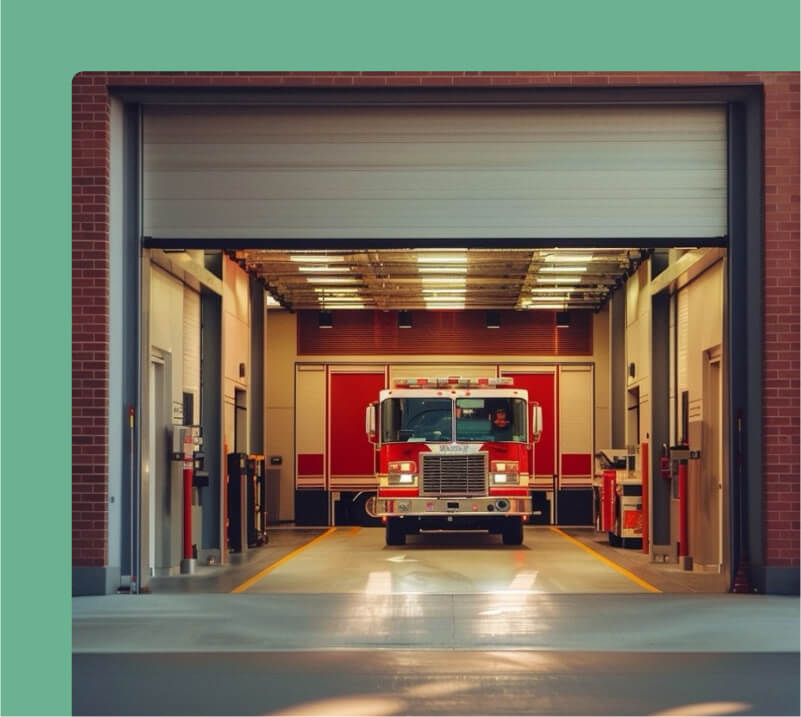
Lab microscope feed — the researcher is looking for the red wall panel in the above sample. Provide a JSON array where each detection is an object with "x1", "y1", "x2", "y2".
[
  {"x1": 561, "y1": 453, "x2": 592, "y2": 476},
  {"x1": 503, "y1": 372, "x2": 556, "y2": 478},
  {"x1": 297, "y1": 454, "x2": 324, "y2": 476},
  {"x1": 329, "y1": 372, "x2": 385, "y2": 480},
  {"x1": 299, "y1": 310, "x2": 592, "y2": 356}
]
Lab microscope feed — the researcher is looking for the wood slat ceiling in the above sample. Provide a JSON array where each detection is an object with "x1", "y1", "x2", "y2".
[{"x1": 233, "y1": 247, "x2": 647, "y2": 312}]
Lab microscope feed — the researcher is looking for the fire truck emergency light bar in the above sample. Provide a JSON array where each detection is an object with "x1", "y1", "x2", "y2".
[{"x1": 393, "y1": 376, "x2": 514, "y2": 388}]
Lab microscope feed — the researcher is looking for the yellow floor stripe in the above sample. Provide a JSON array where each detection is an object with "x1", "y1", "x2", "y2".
[
  {"x1": 231, "y1": 528, "x2": 337, "y2": 594},
  {"x1": 348, "y1": 526, "x2": 362, "y2": 536},
  {"x1": 549, "y1": 526, "x2": 661, "y2": 593}
]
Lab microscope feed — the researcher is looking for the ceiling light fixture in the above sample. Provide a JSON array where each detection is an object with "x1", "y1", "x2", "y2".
[
  {"x1": 425, "y1": 303, "x2": 465, "y2": 309},
  {"x1": 306, "y1": 277, "x2": 360, "y2": 284},
  {"x1": 535, "y1": 277, "x2": 582, "y2": 284},
  {"x1": 544, "y1": 254, "x2": 593, "y2": 263},
  {"x1": 531, "y1": 287, "x2": 576, "y2": 294},
  {"x1": 418, "y1": 266, "x2": 468, "y2": 274},
  {"x1": 422, "y1": 289, "x2": 467, "y2": 296},
  {"x1": 297, "y1": 266, "x2": 350, "y2": 273},
  {"x1": 539, "y1": 266, "x2": 587, "y2": 273},
  {"x1": 290, "y1": 255, "x2": 345, "y2": 263}
]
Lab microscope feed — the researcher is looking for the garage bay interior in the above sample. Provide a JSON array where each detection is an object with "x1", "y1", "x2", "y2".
[{"x1": 115, "y1": 96, "x2": 739, "y2": 592}]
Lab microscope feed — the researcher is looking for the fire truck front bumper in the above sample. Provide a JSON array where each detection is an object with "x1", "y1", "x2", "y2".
[{"x1": 375, "y1": 495, "x2": 531, "y2": 517}]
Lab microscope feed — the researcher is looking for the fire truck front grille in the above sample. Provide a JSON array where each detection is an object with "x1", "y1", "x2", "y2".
[{"x1": 421, "y1": 453, "x2": 487, "y2": 495}]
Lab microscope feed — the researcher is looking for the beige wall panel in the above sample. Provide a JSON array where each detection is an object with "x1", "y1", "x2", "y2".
[
  {"x1": 223, "y1": 399, "x2": 235, "y2": 454},
  {"x1": 295, "y1": 366, "x2": 326, "y2": 456},
  {"x1": 677, "y1": 288, "x2": 689, "y2": 397},
  {"x1": 266, "y1": 311, "x2": 297, "y2": 408},
  {"x1": 593, "y1": 308, "x2": 611, "y2": 450},
  {"x1": 266, "y1": 407, "x2": 295, "y2": 520},
  {"x1": 223, "y1": 312, "x2": 249, "y2": 392},
  {"x1": 150, "y1": 265, "x2": 185, "y2": 414},
  {"x1": 182, "y1": 286, "x2": 200, "y2": 424},
  {"x1": 687, "y1": 261, "x2": 724, "y2": 404},
  {"x1": 559, "y1": 366, "x2": 594, "y2": 455},
  {"x1": 144, "y1": 105, "x2": 726, "y2": 240}
]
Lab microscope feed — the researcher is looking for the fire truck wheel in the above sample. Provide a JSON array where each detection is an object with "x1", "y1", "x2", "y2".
[
  {"x1": 501, "y1": 517, "x2": 524, "y2": 546},
  {"x1": 386, "y1": 518, "x2": 406, "y2": 546},
  {"x1": 608, "y1": 530, "x2": 623, "y2": 548}
]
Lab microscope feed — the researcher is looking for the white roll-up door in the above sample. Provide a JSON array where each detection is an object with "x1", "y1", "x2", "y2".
[{"x1": 143, "y1": 104, "x2": 727, "y2": 241}]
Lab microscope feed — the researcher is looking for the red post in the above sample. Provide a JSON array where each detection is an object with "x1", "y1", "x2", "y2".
[
  {"x1": 678, "y1": 461, "x2": 688, "y2": 557},
  {"x1": 641, "y1": 442, "x2": 649, "y2": 553},
  {"x1": 183, "y1": 465, "x2": 193, "y2": 560}
]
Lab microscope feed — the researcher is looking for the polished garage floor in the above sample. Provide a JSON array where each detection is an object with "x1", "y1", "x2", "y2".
[
  {"x1": 241, "y1": 526, "x2": 653, "y2": 594},
  {"x1": 73, "y1": 527, "x2": 800, "y2": 715}
]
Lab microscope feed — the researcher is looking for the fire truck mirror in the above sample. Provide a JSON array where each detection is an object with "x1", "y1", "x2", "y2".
[
  {"x1": 365, "y1": 402, "x2": 378, "y2": 444},
  {"x1": 531, "y1": 403, "x2": 543, "y2": 443}
]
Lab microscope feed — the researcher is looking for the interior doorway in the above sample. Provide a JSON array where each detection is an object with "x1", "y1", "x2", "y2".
[
  {"x1": 699, "y1": 347, "x2": 723, "y2": 570},
  {"x1": 235, "y1": 388, "x2": 247, "y2": 454}
]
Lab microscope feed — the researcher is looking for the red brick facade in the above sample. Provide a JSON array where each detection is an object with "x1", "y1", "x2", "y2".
[{"x1": 72, "y1": 72, "x2": 799, "y2": 571}]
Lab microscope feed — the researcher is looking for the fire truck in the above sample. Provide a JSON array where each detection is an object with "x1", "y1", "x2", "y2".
[{"x1": 365, "y1": 376, "x2": 542, "y2": 546}]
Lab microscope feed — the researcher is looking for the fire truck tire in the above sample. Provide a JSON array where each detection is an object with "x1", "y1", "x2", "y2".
[
  {"x1": 386, "y1": 518, "x2": 406, "y2": 546},
  {"x1": 353, "y1": 492, "x2": 382, "y2": 527},
  {"x1": 608, "y1": 530, "x2": 623, "y2": 548},
  {"x1": 501, "y1": 518, "x2": 524, "y2": 546}
]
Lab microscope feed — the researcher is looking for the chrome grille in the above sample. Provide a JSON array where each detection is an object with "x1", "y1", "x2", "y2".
[{"x1": 421, "y1": 453, "x2": 487, "y2": 495}]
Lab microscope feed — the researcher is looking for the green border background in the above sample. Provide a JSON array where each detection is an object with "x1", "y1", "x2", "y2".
[{"x1": 1, "y1": 0, "x2": 798, "y2": 714}]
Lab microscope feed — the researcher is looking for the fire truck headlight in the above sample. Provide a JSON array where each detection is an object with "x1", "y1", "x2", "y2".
[
  {"x1": 491, "y1": 461, "x2": 519, "y2": 484},
  {"x1": 388, "y1": 462, "x2": 418, "y2": 486}
]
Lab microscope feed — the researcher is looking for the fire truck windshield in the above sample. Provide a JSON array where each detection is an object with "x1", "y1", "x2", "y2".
[
  {"x1": 455, "y1": 397, "x2": 527, "y2": 443},
  {"x1": 381, "y1": 398, "x2": 452, "y2": 443}
]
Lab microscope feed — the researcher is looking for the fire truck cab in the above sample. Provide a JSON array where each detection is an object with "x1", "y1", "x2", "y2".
[{"x1": 365, "y1": 376, "x2": 542, "y2": 546}]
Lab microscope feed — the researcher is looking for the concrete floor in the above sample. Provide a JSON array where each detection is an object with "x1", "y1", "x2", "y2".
[
  {"x1": 74, "y1": 526, "x2": 799, "y2": 715},
  {"x1": 147, "y1": 525, "x2": 730, "y2": 595}
]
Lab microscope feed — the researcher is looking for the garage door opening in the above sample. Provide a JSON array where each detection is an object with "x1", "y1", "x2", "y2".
[{"x1": 130, "y1": 93, "x2": 745, "y2": 594}]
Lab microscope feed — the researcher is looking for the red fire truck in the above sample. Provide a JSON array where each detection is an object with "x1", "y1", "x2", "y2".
[{"x1": 365, "y1": 376, "x2": 542, "y2": 546}]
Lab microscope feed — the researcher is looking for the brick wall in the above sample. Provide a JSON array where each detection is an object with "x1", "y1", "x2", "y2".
[
  {"x1": 72, "y1": 71, "x2": 800, "y2": 571},
  {"x1": 761, "y1": 75, "x2": 801, "y2": 568},
  {"x1": 72, "y1": 75, "x2": 111, "y2": 566}
]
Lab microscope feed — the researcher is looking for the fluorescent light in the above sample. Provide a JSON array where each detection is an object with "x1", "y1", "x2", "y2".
[
  {"x1": 421, "y1": 277, "x2": 466, "y2": 285},
  {"x1": 297, "y1": 265, "x2": 350, "y2": 273},
  {"x1": 314, "y1": 287, "x2": 360, "y2": 294},
  {"x1": 531, "y1": 287, "x2": 576, "y2": 294},
  {"x1": 523, "y1": 304, "x2": 565, "y2": 309},
  {"x1": 316, "y1": 296, "x2": 364, "y2": 302},
  {"x1": 417, "y1": 255, "x2": 468, "y2": 264},
  {"x1": 418, "y1": 266, "x2": 468, "y2": 274},
  {"x1": 544, "y1": 254, "x2": 593, "y2": 263},
  {"x1": 306, "y1": 277, "x2": 360, "y2": 284},
  {"x1": 539, "y1": 266, "x2": 587, "y2": 273},
  {"x1": 422, "y1": 288, "x2": 467, "y2": 295},
  {"x1": 265, "y1": 295, "x2": 281, "y2": 307},
  {"x1": 290, "y1": 255, "x2": 345, "y2": 263},
  {"x1": 425, "y1": 303, "x2": 465, "y2": 309},
  {"x1": 536, "y1": 277, "x2": 582, "y2": 284},
  {"x1": 324, "y1": 303, "x2": 365, "y2": 309},
  {"x1": 527, "y1": 296, "x2": 571, "y2": 302}
]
